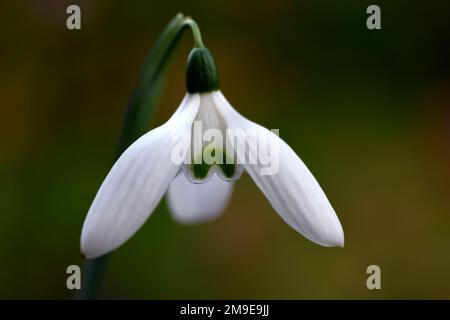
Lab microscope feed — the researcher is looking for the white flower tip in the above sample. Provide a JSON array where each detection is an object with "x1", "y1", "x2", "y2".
[
  {"x1": 80, "y1": 229, "x2": 112, "y2": 259},
  {"x1": 337, "y1": 228, "x2": 345, "y2": 248},
  {"x1": 80, "y1": 238, "x2": 97, "y2": 260},
  {"x1": 172, "y1": 214, "x2": 217, "y2": 225},
  {"x1": 330, "y1": 231, "x2": 345, "y2": 248},
  {"x1": 316, "y1": 223, "x2": 345, "y2": 248}
]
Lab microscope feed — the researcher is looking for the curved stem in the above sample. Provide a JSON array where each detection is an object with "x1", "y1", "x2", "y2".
[{"x1": 182, "y1": 18, "x2": 204, "y2": 48}]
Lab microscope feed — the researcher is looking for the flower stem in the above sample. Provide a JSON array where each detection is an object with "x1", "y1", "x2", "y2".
[
  {"x1": 183, "y1": 18, "x2": 204, "y2": 48},
  {"x1": 77, "y1": 13, "x2": 206, "y2": 299}
]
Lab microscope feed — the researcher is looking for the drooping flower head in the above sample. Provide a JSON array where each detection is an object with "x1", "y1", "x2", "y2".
[{"x1": 81, "y1": 38, "x2": 344, "y2": 259}]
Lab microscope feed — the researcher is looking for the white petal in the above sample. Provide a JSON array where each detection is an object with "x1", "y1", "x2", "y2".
[
  {"x1": 213, "y1": 91, "x2": 344, "y2": 247},
  {"x1": 81, "y1": 94, "x2": 200, "y2": 258},
  {"x1": 167, "y1": 172, "x2": 233, "y2": 224}
]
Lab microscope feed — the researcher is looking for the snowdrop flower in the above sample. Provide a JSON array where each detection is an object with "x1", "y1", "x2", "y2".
[{"x1": 81, "y1": 47, "x2": 344, "y2": 259}]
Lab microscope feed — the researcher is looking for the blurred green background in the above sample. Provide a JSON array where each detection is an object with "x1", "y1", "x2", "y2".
[{"x1": 0, "y1": 0, "x2": 449, "y2": 299}]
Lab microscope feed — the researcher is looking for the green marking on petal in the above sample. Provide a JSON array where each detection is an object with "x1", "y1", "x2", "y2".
[
  {"x1": 191, "y1": 162, "x2": 212, "y2": 179},
  {"x1": 219, "y1": 162, "x2": 235, "y2": 178},
  {"x1": 219, "y1": 149, "x2": 236, "y2": 178},
  {"x1": 190, "y1": 147, "x2": 236, "y2": 180}
]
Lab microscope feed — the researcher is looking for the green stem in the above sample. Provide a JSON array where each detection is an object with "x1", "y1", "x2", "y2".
[
  {"x1": 77, "y1": 13, "x2": 205, "y2": 299},
  {"x1": 183, "y1": 18, "x2": 204, "y2": 48}
]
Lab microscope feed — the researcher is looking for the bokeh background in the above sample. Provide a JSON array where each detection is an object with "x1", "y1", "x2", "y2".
[{"x1": 0, "y1": 0, "x2": 449, "y2": 299}]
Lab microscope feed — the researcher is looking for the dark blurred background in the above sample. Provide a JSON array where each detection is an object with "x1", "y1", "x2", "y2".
[{"x1": 0, "y1": 0, "x2": 449, "y2": 298}]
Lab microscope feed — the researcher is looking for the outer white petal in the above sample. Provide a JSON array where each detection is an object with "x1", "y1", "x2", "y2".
[
  {"x1": 213, "y1": 91, "x2": 344, "y2": 247},
  {"x1": 167, "y1": 172, "x2": 233, "y2": 224},
  {"x1": 81, "y1": 94, "x2": 200, "y2": 258}
]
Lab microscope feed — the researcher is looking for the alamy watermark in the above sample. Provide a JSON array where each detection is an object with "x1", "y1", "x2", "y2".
[
  {"x1": 366, "y1": 265, "x2": 381, "y2": 290},
  {"x1": 66, "y1": 265, "x2": 81, "y2": 290},
  {"x1": 366, "y1": 5, "x2": 381, "y2": 30},
  {"x1": 170, "y1": 121, "x2": 281, "y2": 176},
  {"x1": 66, "y1": 5, "x2": 81, "y2": 30}
]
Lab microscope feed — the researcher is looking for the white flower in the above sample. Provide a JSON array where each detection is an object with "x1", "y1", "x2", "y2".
[
  {"x1": 81, "y1": 90, "x2": 344, "y2": 258},
  {"x1": 81, "y1": 47, "x2": 344, "y2": 258}
]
